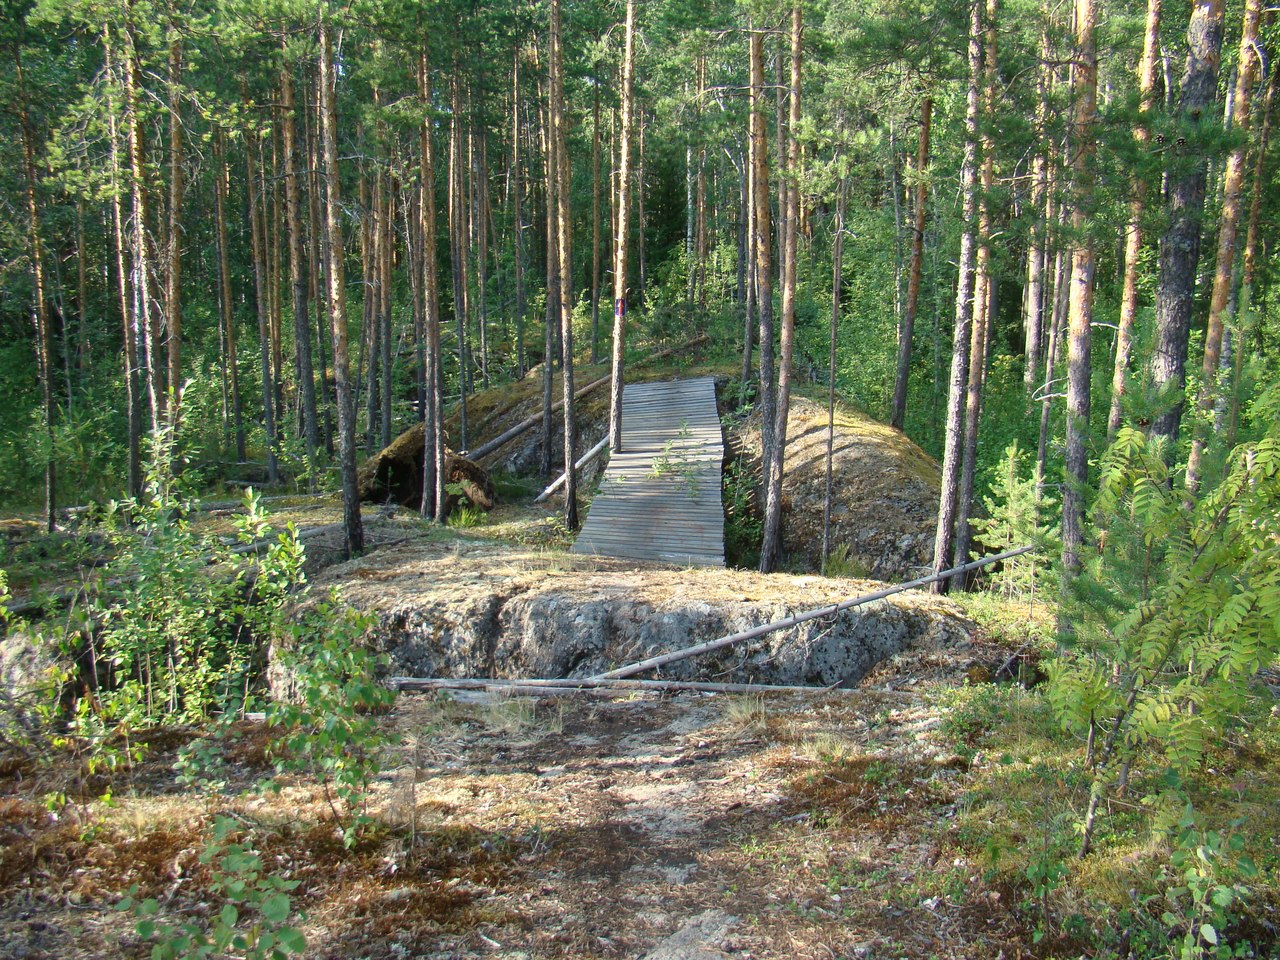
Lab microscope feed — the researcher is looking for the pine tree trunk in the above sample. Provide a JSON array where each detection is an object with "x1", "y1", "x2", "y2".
[
  {"x1": 164, "y1": 34, "x2": 183, "y2": 419},
  {"x1": 1062, "y1": 0, "x2": 1098, "y2": 575},
  {"x1": 246, "y1": 123, "x2": 280, "y2": 484},
  {"x1": 513, "y1": 52, "x2": 527, "y2": 377},
  {"x1": 419, "y1": 50, "x2": 446, "y2": 521},
  {"x1": 591, "y1": 80, "x2": 602, "y2": 363},
  {"x1": 15, "y1": 48, "x2": 56, "y2": 531},
  {"x1": 105, "y1": 28, "x2": 142, "y2": 496},
  {"x1": 281, "y1": 52, "x2": 320, "y2": 471},
  {"x1": 213, "y1": 129, "x2": 246, "y2": 463},
  {"x1": 954, "y1": 0, "x2": 999, "y2": 578},
  {"x1": 760, "y1": 3, "x2": 802, "y2": 574},
  {"x1": 1149, "y1": 0, "x2": 1225, "y2": 448},
  {"x1": 319, "y1": 21, "x2": 363, "y2": 556},
  {"x1": 123, "y1": 19, "x2": 162, "y2": 434},
  {"x1": 609, "y1": 0, "x2": 636, "y2": 453},
  {"x1": 823, "y1": 183, "x2": 847, "y2": 572},
  {"x1": 890, "y1": 96, "x2": 932, "y2": 431},
  {"x1": 1107, "y1": 0, "x2": 1161, "y2": 439},
  {"x1": 1023, "y1": 29, "x2": 1053, "y2": 390},
  {"x1": 931, "y1": 0, "x2": 983, "y2": 594},
  {"x1": 750, "y1": 29, "x2": 776, "y2": 510},
  {"x1": 1185, "y1": 0, "x2": 1262, "y2": 493},
  {"x1": 550, "y1": 0, "x2": 578, "y2": 530}
]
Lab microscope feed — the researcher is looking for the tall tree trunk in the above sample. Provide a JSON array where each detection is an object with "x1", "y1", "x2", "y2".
[
  {"x1": 931, "y1": 0, "x2": 982, "y2": 594},
  {"x1": 246, "y1": 125, "x2": 280, "y2": 484},
  {"x1": 539, "y1": 73, "x2": 556, "y2": 478},
  {"x1": 739, "y1": 149, "x2": 755, "y2": 403},
  {"x1": 281, "y1": 50, "x2": 320, "y2": 472},
  {"x1": 122, "y1": 17, "x2": 162, "y2": 434},
  {"x1": 164, "y1": 34, "x2": 183, "y2": 420},
  {"x1": 609, "y1": 0, "x2": 636, "y2": 453},
  {"x1": 1023, "y1": 30, "x2": 1053, "y2": 390},
  {"x1": 214, "y1": 129, "x2": 246, "y2": 463},
  {"x1": 449, "y1": 72, "x2": 470, "y2": 450},
  {"x1": 823, "y1": 183, "x2": 847, "y2": 572},
  {"x1": 1149, "y1": 0, "x2": 1225, "y2": 448},
  {"x1": 15, "y1": 47, "x2": 56, "y2": 531},
  {"x1": 319, "y1": 20, "x2": 363, "y2": 556},
  {"x1": 750, "y1": 29, "x2": 776, "y2": 509},
  {"x1": 76, "y1": 199, "x2": 89, "y2": 385},
  {"x1": 954, "y1": 0, "x2": 999, "y2": 578},
  {"x1": 1062, "y1": 0, "x2": 1098, "y2": 575},
  {"x1": 890, "y1": 96, "x2": 932, "y2": 431},
  {"x1": 591, "y1": 78, "x2": 602, "y2": 363},
  {"x1": 419, "y1": 51, "x2": 445, "y2": 521},
  {"x1": 1230, "y1": 59, "x2": 1275, "y2": 443},
  {"x1": 1107, "y1": 0, "x2": 1162, "y2": 439},
  {"x1": 760, "y1": 3, "x2": 802, "y2": 574},
  {"x1": 513, "y1": 51, "x2": 527, "y2": 377},
  {"x1": 1185, "y1": 0, "x2": 1263, "y2": 493},
  {"x1": 105, "y1": 30, "x2": 142, "y2": 495},
  {"x1": 550, "y1": 0, "x2": 578, "y2": 530}
]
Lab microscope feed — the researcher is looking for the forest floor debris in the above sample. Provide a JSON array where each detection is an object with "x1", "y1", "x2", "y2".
[{"x1": 3, "y1": 594, "x2": 1275, "y2": 959}]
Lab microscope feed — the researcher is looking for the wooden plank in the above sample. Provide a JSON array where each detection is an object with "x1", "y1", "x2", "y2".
[{"x1": 572, "y1": 377, "x2": 724, "y2": 567}]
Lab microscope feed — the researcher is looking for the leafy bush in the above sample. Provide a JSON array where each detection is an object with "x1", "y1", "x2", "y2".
[
  {"x1": 266, "y1": 595, "x2": 392, "y2": 847},
  {"x1": 122, "y1": 815, "x2": 306, "y2": 960},
  {"x1": 85, "y1": 431, "x2": 304, "y2": 728},
  {"x1": 1048, "y1": 423, "x2": 1280, "y2": 857}
]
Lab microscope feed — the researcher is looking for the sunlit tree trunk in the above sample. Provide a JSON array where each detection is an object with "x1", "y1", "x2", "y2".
[
  {"x1": 609, "y1": 0, "x2": 636, "y2": 453},
  {"x1": 1062, "y1": 0, "x2": 1098, "y2": 575},
  {"x1": 419, "y1": 50, "x2": 445, "y2": 521},
  {"x1": 15, "y1": 47, "x2": 56, "y2": 531},
  {"x1": 319, "y1": 19, "x2": 364, "y2": 556},
  {"x1": 761, "y1": 3, "x2": 802, "y2": 574},
  {"x1": 1107, "y1": 0, "x2": 1162, "y2": 439},
  {"x1": 1149, "y1": 0, "x2": 1224, "y2": 448},
  {"x1": 931, "y1": 0, "x2": 982, "y2": 594},
  {"x1": 1185, "y1": 0, "x2": 1262, "y2": 493},
  {"x1": 550, "y1": 0, "x2": 578, "y2": 530},
  {"x1": 281, "y1": 51, "x2": 320, "y2": 474},
  {"x1": 164, "y1": 33, "x2": 183, "y2": 419},
  {"x1": 213, "y1": 129, "x2": 245, "y2": 464},
  {"x1": 954, "y1": 0, "x2": 999, "y2": 578},
  {"x1": 890, "y1": 96, "x2": 931, "y2": 432}
]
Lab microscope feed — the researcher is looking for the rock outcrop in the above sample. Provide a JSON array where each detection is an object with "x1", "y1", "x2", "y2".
[
  {"x1": 277, "y1": 539, "x2": 972, "y2": 693},
  {"x1": 726, "y1": 394, "x2": 940, "y2": 580}
]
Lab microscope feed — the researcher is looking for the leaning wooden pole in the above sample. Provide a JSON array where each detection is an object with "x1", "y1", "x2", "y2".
[{"x1": 593, "y1": 546, "x2": 1035, "y2": 681}]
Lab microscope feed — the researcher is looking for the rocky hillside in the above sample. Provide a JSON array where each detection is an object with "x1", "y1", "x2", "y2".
[
  {"x1": 724, "y1": 393, "x2": 940, "y2": 580},
  {"x1": 280, "y1": 538, "x2": 971, "y2": 693}
]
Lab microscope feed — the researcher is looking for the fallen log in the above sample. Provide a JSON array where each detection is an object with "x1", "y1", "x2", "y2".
[
  {"x1": 390, "y1": 676, "x2": 853, "y2": 696},
  {"x1": 533, "y1": 436, "x2": 610, "y2": 503},
  {"x1": 590, "y1": 546, "x2": 1036, "y2": 681},
  {"x1": 467, "y1": 335, "x2": 709, "y2": 462}
]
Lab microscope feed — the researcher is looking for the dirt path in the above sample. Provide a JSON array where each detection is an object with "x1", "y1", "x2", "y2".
[
  {"x1": 0, "y1": 637, "x2": 1034, "y2": 960},
  {"x1": 367, "y1": 671, "x2": 1025, "y2": 960}
]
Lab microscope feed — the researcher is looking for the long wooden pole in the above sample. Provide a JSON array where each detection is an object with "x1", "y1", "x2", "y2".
[
  {"x1": 592, "y1": 546, "x2": 1035, "y2": 681},
  {"x1": 391, "y1": 677, "x2": 858, "y2": 697},
  {"x1": 534, "y1": 436, "x2": 610, "y2": 502}
]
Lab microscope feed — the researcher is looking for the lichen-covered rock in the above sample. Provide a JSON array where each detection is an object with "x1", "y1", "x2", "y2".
[
  {"x1": 275, "y1": 539, "x2": 972, "y2": 694},
  {"x1": 726, "y1": 395, "x2": 940, "y2": 580}
]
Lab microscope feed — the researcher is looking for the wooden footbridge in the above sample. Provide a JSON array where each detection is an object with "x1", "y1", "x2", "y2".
[{"x1": 572, "y1": 376, "x2": 725, "y2": 567}]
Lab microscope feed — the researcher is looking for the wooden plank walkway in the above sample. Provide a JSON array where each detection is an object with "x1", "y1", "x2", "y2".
[{"x1": 572, "y1": 376, "x2": 725, "y2": 567}]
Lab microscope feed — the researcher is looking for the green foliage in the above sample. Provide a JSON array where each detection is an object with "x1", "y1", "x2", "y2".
[
  {"x1": 722, "y1": 454, "x2": 761, "y2": 569},
  {"x1": 1048, "y1": 422, "x2": 1280, "y2": 850},
  {"x1": 121, "y1": 816, "x2": 305, "y2": 960},
  {"x1": 266, "y1": 594, "x2": 392, "y2": 848},
  {"x1": 86, "y1": 431, "x2": 304, "y2": 728},
  {"x1": 971, "y1": 440, "x2": 1059, "y2": 600},
  {"x1": 1157, "y1": 810, "x2": 1259, "y2": 960}
]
